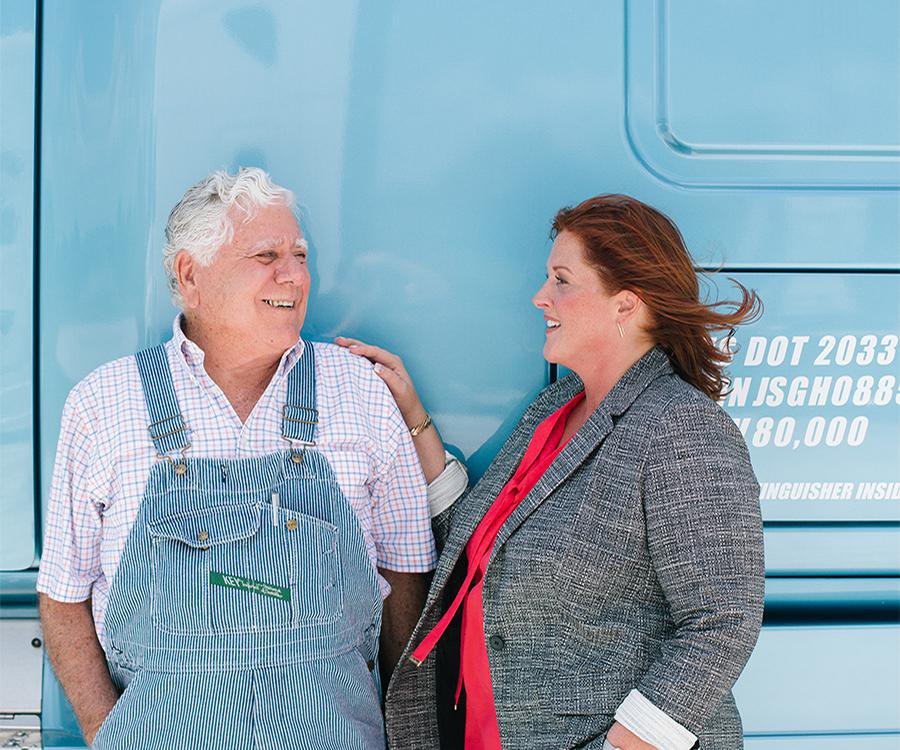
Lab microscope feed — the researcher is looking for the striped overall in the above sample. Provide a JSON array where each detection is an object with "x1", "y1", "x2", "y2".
[{"x1": 91, "y1": 342, "x2": 385, "y2": 749}]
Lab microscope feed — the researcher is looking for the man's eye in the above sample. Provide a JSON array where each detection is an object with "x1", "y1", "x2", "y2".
[
  {"x1": 257, "y1": 252, "x2": 276, "y2": 260},
  {"x1": 294, "y1": 252, "x2": 307, "y2": 260}
]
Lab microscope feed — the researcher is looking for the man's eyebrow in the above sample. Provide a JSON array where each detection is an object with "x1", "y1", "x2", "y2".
[{"x1": 244, "y1": 236, "x2": 308, "y2": 253}]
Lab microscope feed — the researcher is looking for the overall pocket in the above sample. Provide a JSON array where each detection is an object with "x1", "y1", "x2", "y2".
[
  {"x1": 253, "y1": 502, "x2": 344, "y2": 627},
  {"x1": 90, "y1": 667, "x2": 144, "y2": 749},
  {"x1": 148, "y1": 502, "x2": 342, "y2": 635}
]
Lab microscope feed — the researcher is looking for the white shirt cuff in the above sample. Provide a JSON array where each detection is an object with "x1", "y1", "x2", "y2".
[
  {"x1": 613, "y1": 689, "x2": 697, "y2": 750},
  {"x1": 426, "y1": 451, "x2": 468, "y2": 518}
]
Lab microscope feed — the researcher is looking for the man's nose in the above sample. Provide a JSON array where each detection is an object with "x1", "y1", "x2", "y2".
[{"x1": 274, "y1": 254, "x2": 307, "y2": 285}]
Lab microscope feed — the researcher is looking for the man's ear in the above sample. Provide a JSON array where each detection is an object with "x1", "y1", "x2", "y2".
[{"x1": 174, "y1": 250, "x2": 200, "y2": 309}]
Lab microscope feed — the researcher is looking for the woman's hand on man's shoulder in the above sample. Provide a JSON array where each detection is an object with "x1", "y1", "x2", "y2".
[{"x1": 334, "y1": 336, "x2": 427, "y2": 428}]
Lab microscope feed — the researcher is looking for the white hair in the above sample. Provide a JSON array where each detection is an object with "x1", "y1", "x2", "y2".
[{"x1": 162, "y1": 167, "x2": 294, "y2": 307}]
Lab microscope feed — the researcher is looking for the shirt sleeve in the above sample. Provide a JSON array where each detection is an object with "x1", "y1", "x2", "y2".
[
  {"x1": 614, "y1": 689, "x2": 698, "y2": 750},
  {"x1": 364, "y1": 371, "x2": 437, "y2": 574},
  {"x1": 427, "y1": 451, "x2": 468, "y2": 518},
  {"x1": 36, "y1": 383, "x2": 105, "y2": 602}
]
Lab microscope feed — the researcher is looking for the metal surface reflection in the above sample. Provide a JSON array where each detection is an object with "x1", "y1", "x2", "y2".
[
  {"x1": 0, "y1": 0, "x2": 36, "y2": 571},
  {"x1": 16, "y1": 0, "x2": 900, "y2": 745}
]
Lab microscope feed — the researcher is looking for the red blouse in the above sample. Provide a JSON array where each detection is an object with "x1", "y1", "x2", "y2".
[{"x1": 410, "y1": 391, "x2": 586, "y2": 748}]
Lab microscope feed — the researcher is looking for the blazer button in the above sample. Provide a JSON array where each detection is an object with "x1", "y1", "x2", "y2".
[{"x1": 488, "y1": 634, "x2": 506, "y2": 652}]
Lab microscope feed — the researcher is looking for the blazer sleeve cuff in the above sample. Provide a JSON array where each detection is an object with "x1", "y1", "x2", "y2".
[
  {"x1": 614, "y1": 689, "x2": 698, "y2": 750},
  {"x1": 427, "y1": 451, "x2": 468, "y2": 518}
]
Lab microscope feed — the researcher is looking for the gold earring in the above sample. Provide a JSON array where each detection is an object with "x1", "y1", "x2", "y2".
[{"x1": 617, "y1": 322, "x2": 625, "y2": 340}]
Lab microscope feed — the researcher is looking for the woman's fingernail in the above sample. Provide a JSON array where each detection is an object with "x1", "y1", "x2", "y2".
[{"x1": 374, "y1": 363, "x2": 384, "y2": 374}]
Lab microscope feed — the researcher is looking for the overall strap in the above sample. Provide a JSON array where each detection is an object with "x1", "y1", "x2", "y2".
[
  {"x1": 134, "y1": 345, "x2": 191, "y2": 456},
  {"x1": 282, "y1": 340, "x2": 318, "y2": 449}
]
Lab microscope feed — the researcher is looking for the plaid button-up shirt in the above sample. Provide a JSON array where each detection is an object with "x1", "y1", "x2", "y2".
[{"x1": 37, "y1": 317, "x2": 437, "y2": 644}]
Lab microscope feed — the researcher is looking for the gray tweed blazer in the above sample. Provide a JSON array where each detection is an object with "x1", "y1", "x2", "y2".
[{"x1": 385, "y1": 346, "x2": 764, "y2": 749}]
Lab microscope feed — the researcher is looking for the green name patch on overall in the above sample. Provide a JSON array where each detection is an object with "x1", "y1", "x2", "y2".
[{"x1": 209, "y1": 571, "x2": 291, "y2": 601}]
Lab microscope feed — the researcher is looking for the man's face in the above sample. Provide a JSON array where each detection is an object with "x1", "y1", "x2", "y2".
[{"x1": 180, "y1": 203, "x2": 311, "y2": 361}]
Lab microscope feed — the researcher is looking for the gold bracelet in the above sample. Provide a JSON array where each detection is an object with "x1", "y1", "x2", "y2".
[{"x1": 409, "y1": 412, "x2": 433, "y2": 437}]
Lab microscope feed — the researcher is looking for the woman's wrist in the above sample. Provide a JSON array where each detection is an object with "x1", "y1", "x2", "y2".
[
  {"x1": 403, "y1": 402, "x2": 429, "y2": 431},
  {"x1": 409, "y1": 412, "x2": 433, "y2": 437},
  {"x1": 606, "y1": 721, "x2": 657, "y2": 750}
]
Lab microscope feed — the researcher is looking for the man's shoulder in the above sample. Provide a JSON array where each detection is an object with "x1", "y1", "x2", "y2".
[
  {"x1": 309, "y1": 341, "x2": 400, "y2": 428},
  {"x1": 70, "y1": 352, "x2": 140, "y2": 398},
  {"x1": 63, "y1": 352, "x2": 146, "y2": 425},
  {"x1": 311, "y1": 341, "x2": 380, "y2": 388}
]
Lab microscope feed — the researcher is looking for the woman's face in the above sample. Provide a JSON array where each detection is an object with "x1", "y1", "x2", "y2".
[{"x1": 531, "y1": 230, "x2": 622, "y2": 369}]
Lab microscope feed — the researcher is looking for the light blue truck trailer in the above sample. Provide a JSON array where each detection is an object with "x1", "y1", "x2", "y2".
[{"x1": 1, "y1": 1, "x2": 898, "y2": 747}]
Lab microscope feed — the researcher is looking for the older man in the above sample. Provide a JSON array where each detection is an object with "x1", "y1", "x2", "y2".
[{"x1": 37, "y1": 168, "x2": 459, "y2": 748}]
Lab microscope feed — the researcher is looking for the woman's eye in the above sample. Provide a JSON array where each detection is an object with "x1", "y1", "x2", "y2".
[{"x1": 555, "y1": 275, "x2": 567, "y2": 285}]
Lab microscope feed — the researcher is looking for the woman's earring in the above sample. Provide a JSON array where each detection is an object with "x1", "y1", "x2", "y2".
[{"x1": 617, "y1": 322, "x2": 625, "y2": 340}]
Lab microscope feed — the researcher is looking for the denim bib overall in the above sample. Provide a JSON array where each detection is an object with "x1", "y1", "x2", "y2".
[{"x1": 92, "y1": 343, "x2": 385, "y2": 749}]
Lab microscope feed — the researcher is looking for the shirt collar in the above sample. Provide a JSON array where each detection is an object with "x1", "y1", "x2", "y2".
[{"x1": 171, "y1": 314, "x2": 306, "y2": 380}]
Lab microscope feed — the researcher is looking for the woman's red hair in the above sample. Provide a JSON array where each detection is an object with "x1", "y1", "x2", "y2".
[{"x1": 552, "y1": 195, "x2": 762, "y2": 400}]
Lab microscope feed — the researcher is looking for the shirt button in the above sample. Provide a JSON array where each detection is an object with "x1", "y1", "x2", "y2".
[{"x1": 488, "y1": 634, "x2": 506, "y2": 652}]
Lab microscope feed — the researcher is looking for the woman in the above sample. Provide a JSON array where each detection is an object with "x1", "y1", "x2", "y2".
[{"x1": 338, "y1": 195, "x2": 764, "y2": 750}]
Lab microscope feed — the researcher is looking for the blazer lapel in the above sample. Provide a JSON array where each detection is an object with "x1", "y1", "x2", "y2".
[
  {"x1": 428, "y1": 376, "x2": 583, "y2": 599},
  {"x1": 490, "y1": 346, "x2": 674, "y2": 556},
  {"x1": 489, "y1": 407, "x2": 612, "y2": 555},
  {"x1": 427, "y1": 347, "x2": 674, "y2": 600}
]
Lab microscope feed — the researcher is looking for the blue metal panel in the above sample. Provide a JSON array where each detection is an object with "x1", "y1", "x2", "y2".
[
  {"x1": 0, "y1": 0, "x2": 36, "y2": 571},
  {"x1": 38, "y1": 2, "x2": 163, "y2": 517},
  {"x1": 713, "y1": 275, "x2": 899, "y2": 515},
  {"x1": 735, "y1": 624, "x2": 900, "y2": 734},
  {"x1": 765, "y1": 577, "x2": 900, "y2": 612},
  {"x1": 30, "y1": 1, "x2": 900, "y2": 745},
  {"x1": 623, "y1": 0, "x2": 900, "y2": 268},
  {"x1": 707, "y1": 273, "x2": 900, "y2": 573},
  {"x1": 665, "y1": 3, "x2": 899, "y2": 151},
  {"x1": 37, "y1": 0, "x2": 572, "y2": 484},
  {"x1": 40, "y1": 657, "x2": 83, "y2": 748},
  {"x1": 764, "y1": 527, "x2": 900, "y2": 576},
  {"x1": 626, "y1": 0, "x2": 900, "y2": 189}
]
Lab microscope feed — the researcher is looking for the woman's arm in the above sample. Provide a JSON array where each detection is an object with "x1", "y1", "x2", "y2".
[
  {"x1": 622, "y1": 397, "x2": 764, "y2": 745},
  {"x1": 335, "y1": 337, "x2": 468, "y2": 544},
  {"x1": 336, "y1": 337, "x2": 468, "y2": 551},
  {"x1": 335, "y1": 336, "x2": 447, "y2": 481}
]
